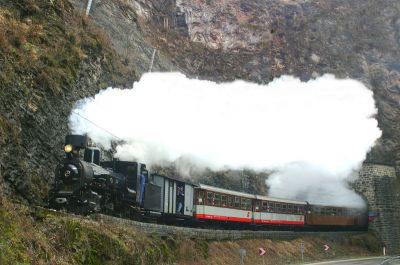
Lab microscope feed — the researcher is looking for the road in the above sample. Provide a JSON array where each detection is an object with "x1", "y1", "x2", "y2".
[{"x1": 301, "y1": 257, "x2": 389, "y2": 265}]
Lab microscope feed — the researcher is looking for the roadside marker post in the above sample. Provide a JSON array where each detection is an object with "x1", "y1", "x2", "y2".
[
  {"x1": 300, "y1": 242, "x2": 305, "y2": 261},
  {"x1": 239, "y1": 247, "x2": 246, "y2": 265},
  {"x1": 258, "y1": 247, "x2": 266, "y2": 265},
  {"x1": 323, "y1": 244, "x2": 330, "y2": 251},
  {"x1": 86, "y1": 0, "x2": 93, "y2": 16},
  {"x1": 323, "y1": 244, "x2": 330, "y2": 258}
]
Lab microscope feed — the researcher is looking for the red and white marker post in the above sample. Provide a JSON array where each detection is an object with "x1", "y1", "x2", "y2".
[
  {"x1": 324, "y1": 244, "x2": 330, "y2": 251},
  {"x1": 258, "y1": 247, "x2": 266, "y2": 256},
  {"x1": 258, "y1": 247, "x2": 266, "y2": 265}
]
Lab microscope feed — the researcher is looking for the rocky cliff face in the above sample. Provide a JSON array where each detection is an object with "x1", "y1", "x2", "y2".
[
  {"x1": 1, "y1": 0, "x2": 399, "y2": 201},
  {"x1": 142, "y1": 0, "x2": 400, "y2": 169},
  {"x1": 0, "y1": 0, "x2": 138, "y2": 202}
]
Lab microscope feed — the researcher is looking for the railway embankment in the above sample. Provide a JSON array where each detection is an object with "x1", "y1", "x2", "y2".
[
  {"x1": 91, "y1": 213, "x2": 365, "y2": 242},
  {"x1": 0, "y1": 193, "x2": 383, "y2": 265}
]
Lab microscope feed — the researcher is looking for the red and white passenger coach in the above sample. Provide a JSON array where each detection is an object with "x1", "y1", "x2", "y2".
[
  {"x1": 253, "y1": 195, "x2": 305, "y2": 225},
  {"x1": 194, "y1": 184, "x2": 306, "y2": 226},
  {"x1": 194, "y1": 184, "x2": 254, "y2": 223}
]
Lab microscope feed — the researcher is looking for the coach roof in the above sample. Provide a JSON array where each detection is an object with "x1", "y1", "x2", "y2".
[
  {"x1": 198, "y1": 184, "x2": 256, "y2": 199},
  {"x1": 255, "y1": 195, "x2": 306, "y2": 205}
]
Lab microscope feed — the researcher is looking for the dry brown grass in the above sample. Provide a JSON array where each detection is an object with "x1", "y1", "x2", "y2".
[{"x1": 0, "y1": 192, "x2": 382, "y2": 265}]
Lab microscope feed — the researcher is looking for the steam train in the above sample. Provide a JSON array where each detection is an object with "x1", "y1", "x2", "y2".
[{"x1": 49, "y1": 135, "x2": 368, "y2": 231}]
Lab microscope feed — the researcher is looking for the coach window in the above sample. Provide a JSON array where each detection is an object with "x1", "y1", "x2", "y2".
[
  {"x1": 297, "y1": 206, "x2": 303, "y2": 214},
  {"x1": 262, "y1": 202, "x2": 267, "y2": 211},
  {"x1": 228, "y1": 196, "x2": 233, "y2": 207},
  {"x1": 267, "y1": 202, "x2": 272, "y2": 212},
  {"x1": 262, "y1": 201, "x2": 268, "y2": 211},
  {"x1": 241, "y1": 197, "x2": 246, "y2": 209},
  {"x1": 326, "y1": 208, "x2": 331, "y2": 215},
  {"x1": 197, "y1": 191, "x2": 204, "y2": 205},
  {"x1": 245, "y1": 199, "x2": 251, "y2": 210},
  {"x1": 207, "y1": 192, "x2": 213, "y2": 205},
  {"x1": 337, "y1": 208, "x2": 343, "y2": 216},
  {"x1": 234, "y1": 196, "x2": 240, "y2": 208},
  {"x1": 282, "y1": 204, "x2": 287, "y2": 213},
  {"x1": 269, "y1": 202, "x2": 275, "y2": 212},
  {"x1": 214, "y1": 193, "x2": 221, "y2": 207},
  {"x1": 288, "y1": 204, "x2": 293, "y2": 214},
  {"x1": 221, "y1": 195, "x2": 227, "y2": 207}
]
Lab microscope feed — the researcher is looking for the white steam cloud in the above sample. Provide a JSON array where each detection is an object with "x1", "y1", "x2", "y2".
[{"x1": 70, "y1": 72, "x2": 381, "y2": 207}]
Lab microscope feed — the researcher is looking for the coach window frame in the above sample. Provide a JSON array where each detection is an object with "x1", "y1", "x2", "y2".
[
  {"x1": 337, "y1": 208, "x2": 343, "y2": 216},
  {"x1": 269, "y1": 202, "x2": 275, "y2": 213},
  {"x1": 228, "y1": 196, "x2": 233, "y2": 208},
  {"x1": 275, "y1": 203, "x2": 281, "y2": 213},
  {"x1": 261, "y1": 201, "x2": 268, "y2": 211},
  {"x1": 240, "y1": 198, "x2": 251, "y2": 210},
  {"x1": 282, "y1": 203, "x2": 287, "y2": 213},
  {"x1": 221, "y1": 195, "x2": 227, "y2": 207},
  {"x1": 214, "y1": 193, "x2": 221, "y2": 207},
  {"x1": 255, "y1": 200, "x2": 260, "y2": 212},
  {"x1": 288, "y1": 204, "x2": 293, "y2": 214},
  {"x1": 234, "y1": 196, "x2": 240, "y2": 208},
  {"x1": 197, "y1": 190, "x2": 205, "y2": 205},
  {"x1": 206, "y1": 192, "x2": 214, "y2": 206}
]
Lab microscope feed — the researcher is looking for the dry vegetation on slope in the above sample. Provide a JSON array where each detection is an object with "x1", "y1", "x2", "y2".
[
  {"x1": 0, "y1": 0, "x2": 135, "y2": 203},
  {"x1": 0, "y1": 189, "x2": 382, "y2": 265}
]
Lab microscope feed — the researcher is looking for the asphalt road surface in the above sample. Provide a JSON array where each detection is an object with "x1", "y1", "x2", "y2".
[{"x1": 302, "y1": 257, "x2": 389, "y2": 265}]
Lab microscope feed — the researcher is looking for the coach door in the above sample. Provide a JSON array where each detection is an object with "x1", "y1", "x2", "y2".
[
  {"x1": 252, "y1": 200, "x2": 257, "y2": 223},
  {"x1": 184, "y1": 184, "x2": 193, "y2": 216},
  {"x1": 194, "y1": 189, "x2": 205, "y2": 217},
  {"x1": 164, "y1": 179, "x2": 176, "y2": 214},
  {"x1": 176, "y1": 182, "x2": 185, "y2": 215}
]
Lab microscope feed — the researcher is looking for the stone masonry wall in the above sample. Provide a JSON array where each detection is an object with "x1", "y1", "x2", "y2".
[
  {"x1": 355, "y1": 163, "x2": 400, "y2": 254},
  {"x1": 90, "y1": 214, "x2": 362, "y2": 241}
]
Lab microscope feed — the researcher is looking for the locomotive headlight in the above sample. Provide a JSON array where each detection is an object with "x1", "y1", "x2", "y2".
[{"x1": 64, "y1": 144, "x2": 73, "y2": 153}]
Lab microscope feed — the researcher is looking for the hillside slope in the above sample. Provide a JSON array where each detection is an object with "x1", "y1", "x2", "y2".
[
  {"x1": 0, "y1": 193, "x2": 382, "y2": 265},
  {"x1": 0, "y1": 0, "x2": 143, "y2": 202}
]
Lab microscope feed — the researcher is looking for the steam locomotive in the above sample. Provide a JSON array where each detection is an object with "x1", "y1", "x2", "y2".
[{"x1": 50, "y1": 135, "x2": 368, "y2": 230}]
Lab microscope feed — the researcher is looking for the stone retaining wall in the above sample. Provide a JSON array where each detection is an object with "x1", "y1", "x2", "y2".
[
  {"x1": 355, "y1": 163, "x2": 400, "y2": 254},
  {"x1": 90, "y1": 214, "x2": 362, "y2": 241}
]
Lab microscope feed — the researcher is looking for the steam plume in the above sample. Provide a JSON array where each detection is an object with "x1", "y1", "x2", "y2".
[{"x1": 70, "y1": 72, "x2": 381, "y2": 207}]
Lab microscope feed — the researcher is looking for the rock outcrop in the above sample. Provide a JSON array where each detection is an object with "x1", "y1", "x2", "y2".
[
  {"x1": 0, "y1": 0, "x2": 137, "y2": 202},
  {"x1": 151, "y1": 0, "x2": 400, "y2": 169}
]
